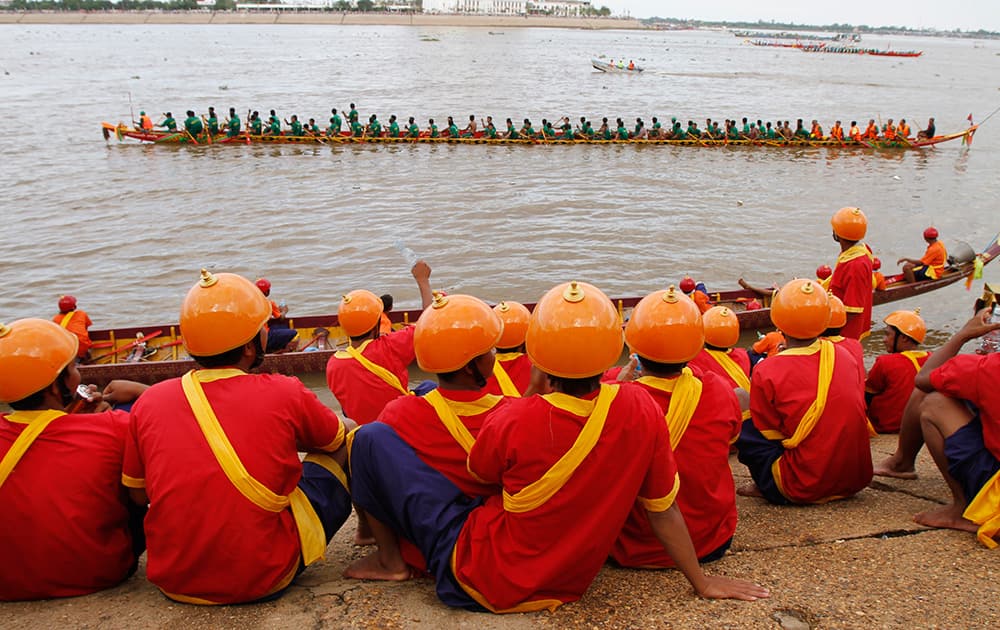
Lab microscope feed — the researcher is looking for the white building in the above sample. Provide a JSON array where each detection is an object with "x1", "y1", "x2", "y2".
[{"x1": 423, "y1": 1, "x2": 594, "y2": 16}]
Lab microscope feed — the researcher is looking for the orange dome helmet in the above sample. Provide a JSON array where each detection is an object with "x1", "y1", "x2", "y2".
[
  {"x1": 769, "y1": 278, "x2": 831, "y2": 340},
  {"x1": 0, "y1": 318, "x2": 79, "y2": 403},
  {"x1": 626, "y1": 287, "x2": 704, "y2": 362},
  {"x1": 831, "y1": 206, "x2": 867, "y2": 241},
  {"x1": 702, "y1": 305, "x2": 741, "y2": 349},
  {"x1": 493, "y1": 300, "x2": 531, "y2": 349},
  {"x1": 180, "y1": 269, "x2": 271, "y2": 356},
  {"x1": 827, "y1": 294, "x2": 847, "y2": 329},
  {"x1": 415, "y1": 293, "x2": 503, "y2": 373},
  {"x1": 526, "y1": 281, "x2": 623, "y2": 378},
  {"x1": 338, "y1": 290, "x2": 384, "y2": 337},
  {"x1": 884, "y1": 309, "x2": 926, "y2": 344}
]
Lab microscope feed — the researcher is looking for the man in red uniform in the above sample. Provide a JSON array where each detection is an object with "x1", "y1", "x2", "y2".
[
  {"x1": 254, "y1": 277, "x2": 297, "y2": 353},
  {"x1": 829, "y1": 206, "x2": 874, "y2": 340},
  {"x1": 688, "y1": 305, "x2": 751, "y2": 397},
  {"x1": 0, "y1": 319, "x2": 144, "y2": 600},
  {"x1": 612, "y1": 289, "x2": 742, "y2": 568},
  {"x1": 898, "y1": 227, "x2": 947, "y2": 283},
  {"x1": 866, "y1": 310, "x2": 930, "y2": 433},
  {"x1": 124, "y1": 270, "x2": 354, "y2": 604},
  {"x1": 325, "y1": 261, "x2": 433, "y2": 424},
  {"x1": 52, "y1": 294, "x2": 93, "y2": 360},
  {"x1": 901, "y1": 309, "x2": 1000, "y2": 546},
  {"x1": 483, "y1": 300, "x2": 533, "y2": 396},
  {"x1": 822, "y1": 294, "x2": 866, "y2": 386},
  {"x1": 348, "y1": 281, "x2": 769, "y2": 611},
  {"x1": 737, "y1": 279, "x2": 873, "y2": 504},
  {"x1": 344, "y1": 293, "x2": 507, "y2": 579}
]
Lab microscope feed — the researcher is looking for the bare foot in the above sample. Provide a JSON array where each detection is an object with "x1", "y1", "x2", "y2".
[
  {"x1": 873, "y1": 454, "x2": 918, "y2": 480},
  {"x1": 913, "y1": 504, "x2": 979, "y2": 533},
  {"x1": 354, "y1": 534, "x2": 376, "y2": 546},
  {"x1": 343, "y1": 551, "x2": 413, "y2": 581},
  {"x1": 737, "y1": 482, "x2": 764, "y2": 498}
]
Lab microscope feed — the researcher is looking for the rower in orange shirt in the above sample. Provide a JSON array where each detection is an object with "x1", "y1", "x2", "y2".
[
  {"x1": 848, "y1": 120, "x2": 861, "y2": 141},
  {"x1": 255, "y1": 278, "x2": 297, "y2": 353},
  {"x1": 863, "y1": 119, "x2": 879, "y2": 139},
  {"x1": 378, "y1": 294, "x2": 394, "y2": 335},
  {"x1": 612, "y1": 288, "x2": 742, "y2": 569},
  {"x1": 866, "y1": 310, "x2": 930, "y2": 433},
  {"x1": 898, "y1": 227, "x2": 947, "y2": 283},
  {"x1": 680, "y1": 276, "x2": 712, "y2": 313},
  {"x1": 736, "y1": 279, "x2": 873, "y2": 505},
  {"x1": 897, "y1": 119, "x2": 911, "y2": 139},
  {"x1": 810, "y1": 120, "x2": 824, "y2": 140},
  {"x1": 872, "y1": 256, "x2": 888, "y2": 291},
  {"x1": 52, "y1": 295, "x2": 93, "y2": 360},
  {"x1": 829, "y1": 121, "x2": 844, "y2": 142},
  {"x1": 883, "y1": 119, "x2": 897, "y2": 140},
  {"x1": 483, "y1": 300, "x2": 533, "y2": 396}
]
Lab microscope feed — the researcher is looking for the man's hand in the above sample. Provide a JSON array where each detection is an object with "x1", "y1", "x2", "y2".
[
  {"x1": 411, "y1": 260, "x2": 431, "y2": 282},
  {"x1": 958, "y1": 307, "x2": 1000, "y2": 342},
  {"x1": 102, "y1": 380, "x2": 149, "y2": 405},
  {"x1": 617, "y1": 355, "x2": 641, "y2": 382}
]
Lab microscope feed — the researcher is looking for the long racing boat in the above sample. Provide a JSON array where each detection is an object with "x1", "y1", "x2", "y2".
[
  {"x1": 77, "y1": 231, "x2": 999, "y2": 387},
  {"x1": 101, "y1": 121, "x2": 976, "y2": 149}
]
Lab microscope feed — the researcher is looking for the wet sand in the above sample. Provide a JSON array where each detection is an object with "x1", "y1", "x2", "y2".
[
  {"x1": 3, "y1": 434, "x2": 997, "y2": 629},
  {"x1": 0, "y1": 11, "x2": 645, "y2": 29}
]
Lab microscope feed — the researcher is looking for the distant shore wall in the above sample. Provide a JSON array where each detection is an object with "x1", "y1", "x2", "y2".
[{"x1": 0, "y1": 11, "x2": 646, "y2": 29}]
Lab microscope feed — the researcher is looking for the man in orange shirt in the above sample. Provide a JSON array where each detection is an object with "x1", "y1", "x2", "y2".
[
  {"x1": 254, "y1": 278, "x2": 297, "y2": 353},
  {"x1": 898, "y1": 227, "x2": 947, "y2": 283},
  {"x1": 124, "y1": 270, "x2": 354, "y2": 604},
  {"x1": 52, "y1": 295, "x2": 92, "y2": 360},
  {"x1": 680, "y1": 276, "x2": 712, "y2": 313},
  {"x1": 1, "y1": 319, "x2": 145, "y2": 600},
  {"x1": 348, "y1": 281, "x2": 769, "y2": 611},
  {"x1": 863, "y1": 119, "x2": 878, "y2": 140}
]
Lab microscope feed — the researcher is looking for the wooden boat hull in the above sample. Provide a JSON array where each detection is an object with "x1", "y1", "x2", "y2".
[
  {"x1": 101, "y1": 122, "x2": 975, "y2": 150},
  {"x1": 591, "y1": 58, "x2": 643, "y2": 73},
  {"x1": 77, "y1": 231, "x2": 999, "y2": 387}
]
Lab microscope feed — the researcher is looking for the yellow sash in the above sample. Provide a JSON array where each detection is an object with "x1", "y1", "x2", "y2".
[
  {"x1": 495, "y1": 351, "x2": 523, "y2": 362},
  {"x1": 705, "y1": 349, "x2": 751, "y2": 392},
  {"x1": 422, "y1": 389, "x2": 503, "y2": 455},
  {"x1": 637, "y1": 369, "x2": 703, "y2": 450},
  {"x1": 502, "y1": 384, "x2": 619, "y2": 513},
  {"x1": 180, "y1": 370, "x2": 327, "y2": 566},
  {"x1": 59, "y1": 312, "x2": 74, "y2": 328},
  {"x1": 769, "y1": 340, "x2": 836, "y2": 449},
  {"x1": 491, "y1": 362, "x2": 521, "y2": 397},
  {"x1": 964, "y1": 468, "x2": 1000, "y2": 548},
  {"x1": 901, "y1": 350, "x2": 928, "y2": 372},
  {"x1": 0, "y1": 410, "x2": 66, "y2": 488},
  {"x1": 335, "y1": 340, "x2": 412, "y2": 396},
  {"x1": 836, "y1": 243, "x2": 873, "y2": 265}
]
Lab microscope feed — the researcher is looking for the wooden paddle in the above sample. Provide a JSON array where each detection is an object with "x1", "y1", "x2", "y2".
[
  {"x1": 200, "y1": 115, "x2": 213, "y2": 145},
  {"x1": 90, "y1": 330, "x2": 163, "y2": 363}
]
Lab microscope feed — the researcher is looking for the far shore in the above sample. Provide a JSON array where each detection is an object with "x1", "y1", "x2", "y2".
[{"x1": 0, "y1": 10, "x2": 647, "y2": 29}]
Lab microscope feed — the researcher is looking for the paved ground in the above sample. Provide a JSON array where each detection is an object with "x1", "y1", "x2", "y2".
[{"x1": 4, "y1": 435, "x2": 997, "y2": 629}]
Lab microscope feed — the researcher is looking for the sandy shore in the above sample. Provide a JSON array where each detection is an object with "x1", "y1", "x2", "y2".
[
  {"x1": 3, "y1": 433, "x2": 998, "y2": 629},
  {"x1": 0, "y1": 11, "x2": 645, "y2": 29}
]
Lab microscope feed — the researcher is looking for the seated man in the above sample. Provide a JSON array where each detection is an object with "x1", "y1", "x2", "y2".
[
  {"x1": 612, "y1": 288, "x2": 742, "y2": 568},
  {"x1": 483, "y1": 300, "x2": 533, "y2": 397},
  {"x1": 0, "y1": 319, "x2": 146, "y2": 600},
  {"x1": 124, "y1": 270, "x2": 354, "y2": 604},
  {"x1": 737, "y1": 279, "x2": 873, "y2": 505},
  {"x1": 348, "y1": 281, "x2": 768, "y2": 611},
  {"x1": 866, "y1": 310, "x2": 930, "y2": 433},
  {"x1": 916, "y1": 117, "x2": 936, "y2": 140},
  {"x1": 679, "y1": 276, "x2": 712, "y2": 313},
  {"x1": 902, "y1": 309, "x2": 1000, "y2": 547},
  {"x1": 325, "y1": 261, "x2": 434, "y2": 424},
  {"x1": 898, "y1": 227, "x2": 947, "y2": 283},
  {"x1": 688, "y1": 306, "x2": 752, "y2": 399},
  {"x1": 52, "y1": 294, "x2": 93, "y2": 360},
  {"x1": 344, "y1": 293, "x2": 508, "y2": 578},
  {"x1": 822, "y1": 295, "x2": 866, "y2": 387},
  {"x1": 255, "y1": 277, "x2": 297, "y2": 353}
]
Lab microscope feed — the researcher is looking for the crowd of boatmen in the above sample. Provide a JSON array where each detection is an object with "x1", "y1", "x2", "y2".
[{"x1": 132, "y1": 105, "x2": 939, "y2": 142}]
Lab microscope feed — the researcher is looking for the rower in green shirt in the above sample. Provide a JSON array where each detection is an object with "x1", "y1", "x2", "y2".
[
  {"x1": 183, "y1": 110, "x2": 203, "y2": 137},
  {"x1": 205, "y1": 107, "x2": 219, "y2": 135},
  {"x1": 407, "y1": 116, "x2": 419, "y2": 138},
  {"x1": 649, "y1": 117, "x2": 662, "y2": 138},
  {"x1": 158, "y1": 112, "x2": 177, "y2": 131},
  {"x1": 306, "y1": 118, "x2": 321, "y2": 136},
  {"x1": 582, "y1": 120, "x2": 595, "y2": 139},
  {"x1": 328, "y1": 108, "x2": 343, "y2": 136},
  {"x1": 348, "y1": 103, "x2": 359, "y2": 125},
  {"x1": 285, "y1": 115, "x2": 303, "y2": 136},
  {"x1": 520, "y1": 118, "x2": 535, "y2": 138},
  {"x1": 429, "y1": 119, "x2": 439, "y2": 138},
  {"x1": 686, "y1": 121, "x2": 701, "y2": 137},
  {"x1": 484, "y1": 119, "x2": 497, "y2": 139},
  {"x1": 446, "y1": 116, "x2": 459, "y2": 138},
  {"x1": 351, "y1": 120, "x2": 364, "y2": 137},
  {"x1": 368, "y1": 115, "x2": 382, "y2": 137},
  {"x1": 224, "y1": 108, "x2": 241, "y2": 138},
  {"x1": 248, "y1": 111, "x2": 263, "y2": 135},
  {"x1": 673, "y1": 122, "x2": 687, "y2": 139},
  {"x1": 615, "y1": 118, "x2": 630, "y2": 140},
  {"x1": 504, "y1": 118, "x2": 519, "y2": 139},
  {"x1": 266, "y1": 110, "x2": 281, "y2": 135},
  {"x1": 388, "y1": 115, "x2": 400, "y2": 138},
  {"x1": 540, "y1": 119, "x2": 555, "y2": 139}
]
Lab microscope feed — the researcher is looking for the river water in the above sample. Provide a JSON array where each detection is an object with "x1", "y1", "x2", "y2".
[{"x1": 2, "y1": 24, "x2": 999, "y2": 356}]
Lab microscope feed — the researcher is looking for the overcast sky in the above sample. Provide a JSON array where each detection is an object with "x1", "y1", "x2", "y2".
[{"x1": 601, "y1": 1, "x2": 1000, "y2": 32}]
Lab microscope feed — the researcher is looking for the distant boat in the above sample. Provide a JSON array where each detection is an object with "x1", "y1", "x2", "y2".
[{"x1": 592, "y1": 58, "x2": 643, "y2": 73}]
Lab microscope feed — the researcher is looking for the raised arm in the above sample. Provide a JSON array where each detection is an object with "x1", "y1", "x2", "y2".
[
  {"x1": 915, "y1": 308, "x2": 1000, "y2": 391},
  {"x1": 411, "y1": 260, "x2": 433, "y2": 309}
]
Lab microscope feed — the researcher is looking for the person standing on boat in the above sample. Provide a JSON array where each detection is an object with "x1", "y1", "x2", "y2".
[
  {"x1": 347, "y1": 103, "x2": 359, "y2": 126},
  {"x1": 325, "y1": 261, "x2": 434, "y2": 426},
  {"x1": 736, "y1": 279, "x2": 873, "y2": 505},
  {"x1": 916, "y1": 117, "x2": 936, "y2": 140},
  {"x1": 157, "y1": 112, "x2": 177, "y2": 132},
  {"x1": 52, "y1": 295, "x2": 93, "y2": 360},
  {"x1": 898, "y1": 227, "x2": 947, "y2": 283},
  {"x1": 0, "y1": 319, "x2": 148, "y2": 601},
  {"x1": 346, "y1": 281, "x2": 770, "y2": 607},
  {"x1": 829, "y1": 206, "x2": 874, "y2": 340},
  {"x1": 865, "y1": 310, "x2": 930, "y2": 433},
  {"x1": 223, "y1": 108, "x2": 241, "y2": 138},
  {"x1": 611, "y1": 289, "x2": 743, "y2": 570},
  {"x1": 328, "y1": 108, "x2": 342, "y2": 137}
]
